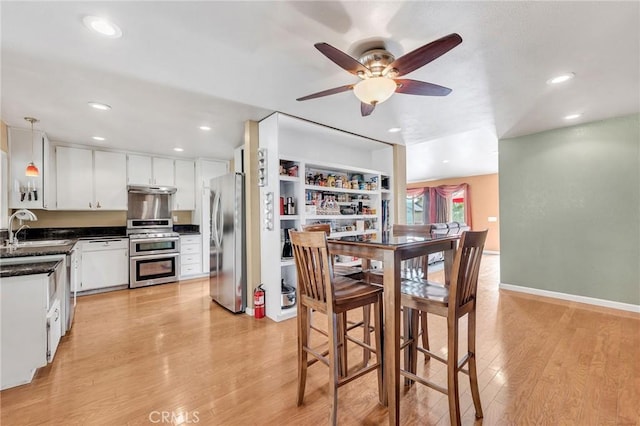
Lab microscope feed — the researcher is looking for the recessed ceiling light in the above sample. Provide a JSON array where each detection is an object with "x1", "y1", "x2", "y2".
[
  {"x1": 174, "y1": 147, "x2": 184, "y2": 152},
  {"x1": 442, "y1": 160, "x2": 450, "y2": 164},
  {"x1": 388, "y1": 127, "x2": 402, "y2": 133},
  {"x1": 547, "y1": 72, "x2": 575, "y2": 85},
  {"x1": 88, "y1": 102, "x2": 111, "y2": 111},
  {"x1": 92, "y1": 136, "x2": 106, "y2": 141},
  {"x1": 564, "y1": 113, "x2": 582, "y2": 120},
  {"x1": 83, "y1": 16, "x2": 122, "y2": 38},
  {"x1": 199, "y1": 126, "x2": 211, "y2": 131}
]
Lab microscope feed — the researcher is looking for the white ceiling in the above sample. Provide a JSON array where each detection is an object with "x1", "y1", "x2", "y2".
[{"x1": 1, "y1": 1, "x2": 638, "y2": 182}]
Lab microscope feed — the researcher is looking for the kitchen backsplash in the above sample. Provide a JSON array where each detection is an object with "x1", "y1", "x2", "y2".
[{"x1": 8, "y1": 210, "x2": 193, "y2": 229}]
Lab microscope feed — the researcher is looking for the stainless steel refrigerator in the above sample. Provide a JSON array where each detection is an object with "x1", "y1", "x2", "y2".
[{"x1": 209, "y1": 173, "x2": 246, "y2": 313}]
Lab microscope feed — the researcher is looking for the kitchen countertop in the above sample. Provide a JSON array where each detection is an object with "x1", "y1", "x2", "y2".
[
  {"x1": 0, "y1": 260, "x2": 62, "y2": 278},
  {"x1": 0, "y1": 241, "x2": 77, "y2": 259}
]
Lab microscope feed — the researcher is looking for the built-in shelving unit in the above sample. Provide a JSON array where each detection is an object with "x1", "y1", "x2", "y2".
[{"x1": 259, "y1": 113, "x2": 394, "y2": 322}]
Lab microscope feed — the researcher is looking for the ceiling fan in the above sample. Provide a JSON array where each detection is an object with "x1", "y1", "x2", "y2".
[{"x1": 297, "y1": 33, "x2": 463, "y2": 116}]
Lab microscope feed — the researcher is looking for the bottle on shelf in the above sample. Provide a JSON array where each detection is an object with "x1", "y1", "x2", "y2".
[{"x1": 282, "y1": 228, "x2": 293, "y2": 258}]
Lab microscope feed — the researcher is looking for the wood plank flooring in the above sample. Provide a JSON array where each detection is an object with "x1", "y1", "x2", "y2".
[{"x1": 1, "y1": 255, "x2": 638, "y2": 425}]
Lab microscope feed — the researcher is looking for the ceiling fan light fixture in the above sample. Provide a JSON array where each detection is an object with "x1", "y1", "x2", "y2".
[{"x1": 353, "y1": 77, "x2": 397, "y2": 105}]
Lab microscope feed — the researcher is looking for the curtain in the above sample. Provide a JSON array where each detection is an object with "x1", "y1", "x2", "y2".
[{"x1": 421, "y1": 184, "x2": 472, "y2": 227}]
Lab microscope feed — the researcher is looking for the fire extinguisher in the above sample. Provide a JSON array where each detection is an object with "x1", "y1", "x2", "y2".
[{"x1": 254, "y1": 285, "x2": 265, "y2": 319}]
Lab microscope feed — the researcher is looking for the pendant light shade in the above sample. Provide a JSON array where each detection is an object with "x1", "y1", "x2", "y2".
[
  {"x1": 24, "y1": 117, "x2": 40, "y2": 177},
  {"x1": 26, "y1": 162, "x2": 39, "y2": 176},
  {"x1": 353, "y1": 77, "x2": 397, "y2": 106}
]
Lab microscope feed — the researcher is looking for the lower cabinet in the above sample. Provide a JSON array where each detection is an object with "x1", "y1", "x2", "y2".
[
  {"x1": 179, "y1": 234, "x2": 203, "y2": 279},
  {"x1": 80, "y1": 239, "x2": 129, "y2": 291},
  {"x1": 0, "y1": 272, "x2": 60, "y2": 390}
]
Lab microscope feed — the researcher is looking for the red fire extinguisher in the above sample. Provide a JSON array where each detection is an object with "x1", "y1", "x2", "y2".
[{"x1": 254, "y1": 285, "x2": 265, "y2": 319}]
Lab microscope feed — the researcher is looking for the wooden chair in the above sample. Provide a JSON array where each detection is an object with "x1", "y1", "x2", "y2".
[
  {"x1": 400, "y1": 230, "x2": 488, "y2": 426},
  {"x1": 300, "y1": 223, "x2": 374, "y2": 368},
  {"x1": 290, "y1": 230, "x2": 385, "y2": 426}
]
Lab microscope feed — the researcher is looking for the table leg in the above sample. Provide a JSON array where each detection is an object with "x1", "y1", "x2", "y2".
[{"x1": 383, "y1": 250, "x2": 400, "y2": 425}]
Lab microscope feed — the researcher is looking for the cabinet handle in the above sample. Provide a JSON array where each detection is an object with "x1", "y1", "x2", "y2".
[
  {"x1": 89, "y1": 202, "x2": 92, "y2": 208},
  {"x1": 97, "y1": 201, "x2": 102, "y2": 208}
]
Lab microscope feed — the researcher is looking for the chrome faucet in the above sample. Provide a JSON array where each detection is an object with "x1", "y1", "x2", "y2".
[
  {"x1": 7, "y1": 209, "x2": 38, "y2": 246},
  {"x1": 14, "y1": 224, "x2": 31, "y2": 244}
]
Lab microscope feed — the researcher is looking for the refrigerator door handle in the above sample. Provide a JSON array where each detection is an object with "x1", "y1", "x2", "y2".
[
  {"x1": 212, "y1": 192, "x2": 221, "y2": 248},
  {"x1": 217, "y1": 193, "x2": 224, "y2": 247}
]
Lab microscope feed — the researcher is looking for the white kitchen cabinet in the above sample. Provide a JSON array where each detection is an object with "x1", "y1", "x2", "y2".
[
  {"x1": 55, "y1": 146, "x2": 126, "y2": 210},
  {"x1": 153, "y1": 158, "x2": 175, "y2": 186},
  {"x1": 179, "y1": 234, "x2": 203, "y2": 279},
  {"x1": 127, "y1": 154, "x2": 175, "y2": 186},
  {"x1": 174, "y1": 160, "x2": 195, "y2": 210},
  {"x1": 8, "y1": 127, "x2": 51, "y2": 209},
  {"x1": 1, "y1": 270, "x2": 61, "y2": 390},
  {"x1": 79, "y1": 239, "x2": 129, "y2": 291},
  {"x1": 94, "y1": 151, "x2": 127, "y2": 209}
]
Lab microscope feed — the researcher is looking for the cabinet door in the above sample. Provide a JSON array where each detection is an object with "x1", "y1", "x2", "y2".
[
  {"x1": 8, "y1": 127, "x2": 45, "y2": 209},
  {"x1": 56, "y1": 146, "x2": 93, "y2": 210},
  {"x1": 174, "y1": 160, "x2": 195, "y2": 210},
  {"x1": 94, "y1": 151, "x2": 127, "y2": 210},
  {"x1": 153, "y1": 157, "x2": 174, "y2": 186},
  {"x1": 81, "y1": 247, "x2": 129, "y2": 290},
  {"x1": 127, "y1": 154, "x2": 153, "y2": 185}
]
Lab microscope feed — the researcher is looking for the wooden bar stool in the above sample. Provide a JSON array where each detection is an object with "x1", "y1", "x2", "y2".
[
  {"x1": 290, "y1": 230, "x2": 385, "y2": 426},
  {"x1": 400, "y1": 230, "x2": 488, "y2": 426}
]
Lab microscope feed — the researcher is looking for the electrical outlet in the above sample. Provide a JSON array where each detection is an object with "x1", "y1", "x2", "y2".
[
  {"x1": 488, "y1": 216, "x2": 498, "y2": 222},
  {"x1": 173, "y1": 215, "x2": 178, "y2": 222}
]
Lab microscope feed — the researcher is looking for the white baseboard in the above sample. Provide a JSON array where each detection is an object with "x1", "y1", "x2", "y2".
[
  {"x1": 499, "y1": 282, "x2": 640, "y2": 313},
  {"x1": 245, "y1": 307, "x2": 254, "y2": 316},
  {"x1": 483, "y1": 250, "x2": 500, "y2": 255}
]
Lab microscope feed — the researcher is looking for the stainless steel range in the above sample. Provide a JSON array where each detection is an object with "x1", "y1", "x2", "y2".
[
  {"x1": 126, "y1": 185, "x2": 180, "y2": 288},
  {"x1": 127, "y1": 219, "x2": 180, "y2": 288}
]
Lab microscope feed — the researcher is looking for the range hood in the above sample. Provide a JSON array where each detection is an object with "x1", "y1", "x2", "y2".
[{"x1": 127, "y1": 185, "x2": 177, "y2": 195}]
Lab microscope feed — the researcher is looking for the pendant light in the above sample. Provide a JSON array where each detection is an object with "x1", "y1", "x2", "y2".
[{"x1": 24, "y1": 117, "x2": 39, "y2": 177}]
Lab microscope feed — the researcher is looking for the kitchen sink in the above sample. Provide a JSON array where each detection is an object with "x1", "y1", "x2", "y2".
[{"x1": 9, "y1": 239, "x2": 73, "y2": 248}]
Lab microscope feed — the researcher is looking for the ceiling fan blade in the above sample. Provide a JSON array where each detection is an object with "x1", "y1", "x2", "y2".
[
  {"x1": 315, "y1": 42, "x2": 370, "y2": 75},
  {"x1": 394, "y1": 79, "x2": 452, "y2": 96},
  {"x1": 385, "y1": 33, "x2": 462, "y2": 77},
  {"x1": 361, "y1": 102, "x2": 376, "y2": 117},
  {"x1": 296, "y1": 84, "x2": 354, "y2": 101}
]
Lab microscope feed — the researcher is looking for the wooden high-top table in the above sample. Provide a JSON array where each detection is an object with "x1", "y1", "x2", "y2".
[{"x1": 327, "y1": 232, "x2": 459, "y2": 425}]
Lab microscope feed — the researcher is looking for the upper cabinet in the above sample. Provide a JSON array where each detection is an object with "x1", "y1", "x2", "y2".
[
  {"x1": 127, "y1": 154, "x2": 174, "y2": 186},
  {"x1": 55, "y1": 146, "x2": 127, "y2": 210},
  {"x1": 8, "y1": 127, "x2": 51, "y2": 209},
  {"x1": 173, "y1": 159, "x2": 195, "y2": 211}
]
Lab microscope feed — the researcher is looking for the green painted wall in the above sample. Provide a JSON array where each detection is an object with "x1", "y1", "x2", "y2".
[{"x1": 499, "y1": 114, "x2": 639, "y2": 305}]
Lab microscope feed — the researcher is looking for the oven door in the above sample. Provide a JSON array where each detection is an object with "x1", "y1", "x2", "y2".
[
  {"x1": 130, "y1": 253, "x2": 180, "y2": 288},
  {"x1": 129, "y1": 237, "x2": 180, "y2": 256}
]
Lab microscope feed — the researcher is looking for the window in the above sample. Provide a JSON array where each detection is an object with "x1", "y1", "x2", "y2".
[
  {"x1": 406, "y1": 195, "x2": 425, "y2": 224},
  {"x1": 451, "y1": 190, "x2": 465, "y2": 223}
]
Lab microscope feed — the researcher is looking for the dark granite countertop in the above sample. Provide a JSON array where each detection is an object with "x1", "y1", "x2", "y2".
[
  {"x1": 0, "y1": 260, "x2": 62, "y2": 278},
  {"x1": 0, "y1": 241, "x2": 77, "y2": 258},
  {"x1": 174, "y1": 224, "x2": 200, "y2": 234}
]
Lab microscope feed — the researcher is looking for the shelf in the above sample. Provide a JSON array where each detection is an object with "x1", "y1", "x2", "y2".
[
  {"x1": 277, "y1": 306, "x2": 297, "y2": 322},
  {"x1": 306, "y1": 214, "x2": 378, "y2": 220},
  {"x1": 305, "y1": 184, "x2": 378, "y2": 195},
  {"x1": 335, "y1": 259, "x2": 362, "y2": 267},
  {"x1": 280, "y1": 258, "x2": 296, "y2": 267},
  {"x1": 279, "y1": 175, "x2": 299, "y2": 182},
  {"x1": 381, "y1": 189, "x2": 391, "y2": 193},
  {"x1": 280, "y1": 215, "x2": 300, "y2": 221}
]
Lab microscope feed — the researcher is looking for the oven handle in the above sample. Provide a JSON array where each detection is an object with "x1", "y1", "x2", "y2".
[
  {"x1": 131, "y1": 252, "x2": 180, "y2": 261},
  {"x1": 130, "y1": 236, "x2": 180, "y2": 245}
]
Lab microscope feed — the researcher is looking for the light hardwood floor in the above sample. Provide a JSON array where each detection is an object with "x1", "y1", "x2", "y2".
[{"x1": 1, "y1": 255, "x2": 638, "y2": 425}]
